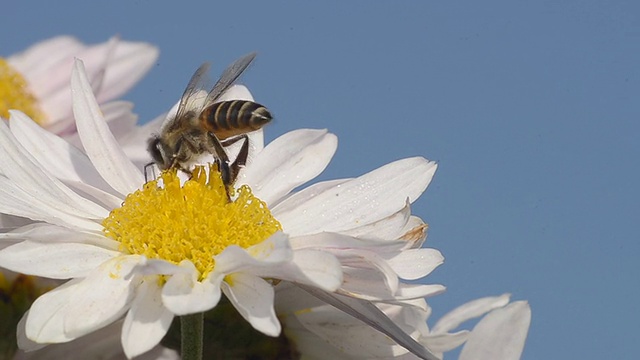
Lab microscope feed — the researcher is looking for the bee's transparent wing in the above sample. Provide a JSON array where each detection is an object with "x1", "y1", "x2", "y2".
[
  {"x1": 203, "y1": 52, "x2": 257, "y2": 107},
  {"x1": 174, "y1": 62, "x2": 211, "y2": 124}
]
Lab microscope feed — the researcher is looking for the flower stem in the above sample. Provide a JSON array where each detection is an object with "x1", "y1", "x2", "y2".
[{"x1": 181, "y1": 313, "x2": 204, "y2": 360}]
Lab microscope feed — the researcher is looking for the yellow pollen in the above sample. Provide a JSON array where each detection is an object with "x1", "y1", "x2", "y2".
[
  {"x1": 0, "y1": 58, "x2": 46, "y2": 124},
  {"x1": 102, "y1": 166, "x2": 282, "y2": 280}
]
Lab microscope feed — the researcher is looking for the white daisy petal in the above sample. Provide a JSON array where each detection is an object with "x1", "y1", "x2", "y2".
[
  {"x1": 341, "y1": 200, "x2": 412, "y2": 240},
  {"x1": 26, "y1": 279, "x2": 83, "y2": 343},
  {"x1": 0, "y1": 175, "x2": 102, "y2": 231},
  {"x1": 254, "y1": 249, "x2": 343, "y2": 292},
  {"x1": 222, "y1": 273, "x2": 280, "y2": 336},
  {"x1": 0, "y1": 223, "x2": 116, "y2": 249},
  {"x1": 0, "y1": 115, "x2": 109, "y2": 221},
  {"x1": 276, "y1": 157, "x2": 437, "y2": 236},
  {"x1": 459, "y1": 301, "x2": 531, "y2": 360},
  {"x1": 71, "y1": 60, "x2": 144, "y2": 195},
  {"x1": 122, "y1": 278, "x2": 174, "y2": 359},
  {"x1": 385, "y1": 248, "x2": 444, "y2": 280},
  {"x1": 9, "y1": 111, "x2": 113, "y2": 191},
  {"x1": 396, "y1": 283, "x2": 446, "y2": 300},
  {"x1": 241, "y1": 129, "x2": 337, "y2": 205},
  {"x1": 62, "y1": 256, "x2": 140, "y2": 338},
  {"x1": 271, "y1": 178, "x2": 350, "y2": 214},
  {"x1": 162, "y1": 261, "x2": 222, "y2": 315},
  {"x1": 16, "y1": 311, "x2": 47, "y2": 352},
  {"x1": 422, "y1": 330, "x2": 470, "y2": 354},
  {"x1": 0, "y1": 241, "x2": 119, "y2": 279},
  {"x1": 214, "y1": 233, "x2": 291, "y2": 274},
  {"x1": 432, "y1": 293, "x2": 511, "y2": 334}
]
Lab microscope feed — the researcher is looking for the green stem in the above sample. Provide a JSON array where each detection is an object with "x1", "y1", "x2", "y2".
[{"x1": 181, "y1": 313, "x2": 204, "y2": 360}]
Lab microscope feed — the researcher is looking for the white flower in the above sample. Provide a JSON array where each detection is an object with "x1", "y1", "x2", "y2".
[
  {"x1": 2, "y1": 35, "x2": 158, "y2": 135},
  {"x1": 0, "y1": 60, "x2": 342, "y2": 359}
]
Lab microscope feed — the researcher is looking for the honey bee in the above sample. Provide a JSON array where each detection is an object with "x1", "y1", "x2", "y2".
[{"x1": 147, "y1": 52, "x2": 272, "y2": 190}]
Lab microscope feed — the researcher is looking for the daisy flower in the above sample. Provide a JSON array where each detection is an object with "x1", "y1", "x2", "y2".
[
  {"x1": 1, "y1": 35, "x2": 158, "y2": 135},
  {"x1": 0, "y1": 60, "x2": 343, "y2": 359}
]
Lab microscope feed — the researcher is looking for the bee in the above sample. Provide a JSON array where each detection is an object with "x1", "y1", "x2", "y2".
[{"x1": 147, "y1": 52, "x2": 272, "y2": 191}]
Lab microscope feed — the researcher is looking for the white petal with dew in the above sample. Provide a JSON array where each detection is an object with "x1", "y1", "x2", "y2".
[
  {"x1": 62, "y1": 256, "x2": 141, "y2": 338},
  {"x1": 122, "y1": 278, "x2": 174, "y2": 359},
  {"x1": 241, "y1": 129, "x2": 337, "y2": 206},
  {"x1": 341, "y1": 200, "x2": 412, "y2": 240},
  {"x1": 71, "y1": 60, "x2": 144, "y2": 195},
  {"x1": 459, "y1": 301, "x2": 531, "y2": 360},
  {"x1": 0, "y1": 241, "x2": 119, "y2": 279},
  {"x1": 385, "y1": 248, "x2": 444, "y2": 280},
  {"x1": 432, "y1": 293, "x2": 511, "y2": 334},
  {"x1": 162, "y1": 261, "x2": 222, "y2": 315},
  {"x1": 271, "y1": 178, "x2": 350, "y2": 213},
  {"x1": 276, "y1": 157, "x2": 437, "y2": 236},
  {"x1": 222, "y1": 273, "x2": 281, "y2": 336}
]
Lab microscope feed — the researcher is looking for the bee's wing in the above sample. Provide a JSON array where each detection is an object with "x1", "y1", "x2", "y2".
[
  {"x1": 203, "y1": 52, "x2": 257, "y2": 107},
  {"x1": 174, "y1": 62, "x2": 211, "y2": 123}
]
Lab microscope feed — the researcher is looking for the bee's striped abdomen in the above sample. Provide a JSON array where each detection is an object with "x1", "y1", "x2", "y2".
[{"x1": 202, "y1": 100, "x2": 272, "y2": 140}]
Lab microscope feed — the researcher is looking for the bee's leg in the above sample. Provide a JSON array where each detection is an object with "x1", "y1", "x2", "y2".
[
  {"x1": 144, "y1": 162, "x2": 155, "y2": 182},
  {"x1": 205, "y1": 133, "x2": 233, "y2": 196},
  {"x1": 220, "y1": 135, "x2": 249, "y2": 184}
]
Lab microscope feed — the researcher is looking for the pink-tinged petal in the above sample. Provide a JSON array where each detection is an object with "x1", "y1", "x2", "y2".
[
  {"x1": 62, "y1": 256, "x2": 141, "y2": 338},
  {"x1": 459, "y1": 301, "x2": 531, "y2": 360},
  {"x1": 9, "y1": 111, "x2": 120, "y2": 199},
  {"x1": 222, "y1": 273, "x2": 280, "y2": 336},
  {"x1": 385, "y1": 248, "x2": 444, "y2": 280},
  {"x1": 253, "y1": 249, "x2": 343, "y2": 292},
  {"x1": 71, "y1": 60, "x2": 144, "y2": 195},
  {"x1": 432, "y1": 294, "x2": 511, "y2": 334},
  {"x1": 95, "y1": 40, "x2": 159, "y2": 102},
  {"x1": 26, "y1": 279, "x2": 83, "y2": 343},
  {"x1": 240, "y1": 129, "x2": 337, "y2": 206},
  {"x1": 8, "y1": 36, "x2": 84, "y2": 88},
  {"x1": 0, "y1": 241, "x2": 119, "y2": 279},
  {"x1": 276, "y1": 157, "x2": 437, "y2": 236},
  {"x1": 162, "y1": 261, "x2": 222, "y2": 315},
  {"x1": 122, "y1": 279, "x2": 174, "y2": 359},
  {"x1": 341, "y1": 200, "x2": 412, "y2": 240}
]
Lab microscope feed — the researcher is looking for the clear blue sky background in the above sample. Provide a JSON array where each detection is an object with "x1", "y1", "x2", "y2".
[{"x1": 3, "y1": 1, "x2": 639, "y2": 359}]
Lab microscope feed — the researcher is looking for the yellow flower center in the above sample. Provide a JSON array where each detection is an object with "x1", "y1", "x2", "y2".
[
  {"x1": 102, "y1": 166, "x2": 281, "y2": 280},
  {"x1": 0, "y1": 58, "x2": 45, "y2": 124}
]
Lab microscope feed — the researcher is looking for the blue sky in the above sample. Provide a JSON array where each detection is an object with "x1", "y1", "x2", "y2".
[{"x1": 3, "y1": 1, "x2": 639, "y2": 359}]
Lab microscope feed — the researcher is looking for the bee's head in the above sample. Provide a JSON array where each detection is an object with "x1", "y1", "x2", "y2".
[{"x1": 147, "y1": 135, "x2": 169, "y2": 170}]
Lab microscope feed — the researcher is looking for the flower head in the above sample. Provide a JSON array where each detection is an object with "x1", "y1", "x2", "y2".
[
  {"x1": 0, "y1": 60, "x2": 342, "y2": 358},
  {"x1": 2, "y1": 36, "x2": 158, "y2": 134}
]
